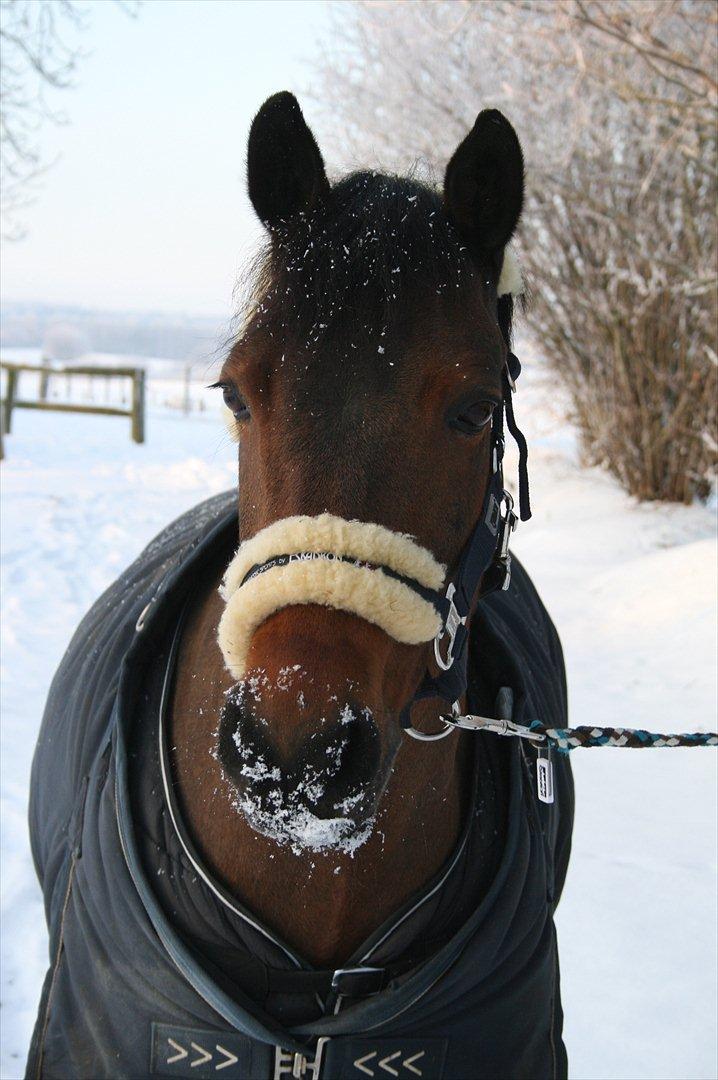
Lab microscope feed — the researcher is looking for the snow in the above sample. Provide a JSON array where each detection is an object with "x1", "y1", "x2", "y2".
[
  {"x1": 505, "y1": 349, "x2": 717, "y2": 1080},
  {"x1": 0, "y1": 394, "x2": 236, "y2": 1079},
  {"x1": 220, "y1": 680, "x2": 376, "y2": 856},
  {"x1": 231, "y1": 778, "x2": 374, "y2": 859},
  {"x1": 1, "y1": 350, "x2": 716, "y2": 1078}
]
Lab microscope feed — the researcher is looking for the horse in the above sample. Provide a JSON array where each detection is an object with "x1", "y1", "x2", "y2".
[{"x1": 27, "y1": 93, "x2": 574, "y2": 1080}]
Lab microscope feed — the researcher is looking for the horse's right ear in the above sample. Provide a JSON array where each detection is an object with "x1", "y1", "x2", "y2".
[
  {"x1": 444, "y1": 109, "x2": 524, "y2": 252},
  {"x1": 247, "y1": 92, "x2": 330, "y2": 230}
]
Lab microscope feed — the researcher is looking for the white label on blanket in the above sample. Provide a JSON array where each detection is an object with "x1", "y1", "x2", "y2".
[{"x1": 537, "y1": 756, "x2": 554, "y2": 804}]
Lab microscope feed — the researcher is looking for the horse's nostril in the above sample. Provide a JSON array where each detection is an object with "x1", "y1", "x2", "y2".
[
  {"x1": 295, "y1": 702, "x2": 380, "y2": 817},
  {"x1": 216, "y1": 695, "x2": 281, "y2": 792},
  {"x1": 217, "y1": 696, "x2": 377, "y2": 792},
  {"x1": 215, "y1": 692, "x2": 384, "y2": 848}
]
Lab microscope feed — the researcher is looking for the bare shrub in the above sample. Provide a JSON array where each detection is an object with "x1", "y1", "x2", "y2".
[{"x1": 312, "y1": 0, "x2": 717, "y2": 503}]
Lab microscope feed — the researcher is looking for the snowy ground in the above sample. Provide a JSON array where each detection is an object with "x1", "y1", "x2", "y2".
[{"x1": 1, "y1": 351, "x2": 716, "y2": 1079}]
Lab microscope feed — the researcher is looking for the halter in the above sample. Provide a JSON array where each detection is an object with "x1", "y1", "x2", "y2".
[
  {"x1": 219, "y1": 349, "x2": 531, "y2": 737},
  {"x1": 399, "y1": 350, "x2": 531, "y2": 740},
  {"x1": 218, "y1": 248, "x2": 528, "y2": 686},
  {"x1": 217, "y1": 346, "x2": 717, "y2": 770}
]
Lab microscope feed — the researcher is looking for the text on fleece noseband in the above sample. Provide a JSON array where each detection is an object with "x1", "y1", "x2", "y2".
[{"x1": 218, "y1": 516, "x2": 448, "y2": 680}]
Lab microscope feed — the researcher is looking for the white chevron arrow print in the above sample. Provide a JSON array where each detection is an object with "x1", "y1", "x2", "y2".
[
  {"x1": 353, "y1": 1049, "x2": 426, "y2": 1077},
  {"x1": 403, "y1": 1052, "x2": 425, "y2": 1076},
  {"x1": 378, "y1": 1051, "x2": 402, "y2": 1076},
  {"x1": 215, "y1": 1044, "x2": 239, "y2": 1071},
  {"x1": 354, "y1": 1052, "x2": 376, "y2": 1076},
  {"x1": 166, "y1": 1039, "x2": 188, "y2": 1065},
  {"x1": 190, "y1": 1042, "x2": 212, "y2": 1067}
]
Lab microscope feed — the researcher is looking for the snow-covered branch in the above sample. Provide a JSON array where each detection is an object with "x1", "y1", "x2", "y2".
[{"x1": 311, "y1": 0, "x2": 717, "y2": 503}]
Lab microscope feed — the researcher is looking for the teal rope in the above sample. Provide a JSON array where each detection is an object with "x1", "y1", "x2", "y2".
[{"x1": 527, "y1": 721, "x2": 718, "y2": 754}]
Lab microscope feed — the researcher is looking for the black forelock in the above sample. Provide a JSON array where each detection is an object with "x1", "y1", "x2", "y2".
[{"x1": 242, "y1": 171, "x2": 502, "y2": 356}]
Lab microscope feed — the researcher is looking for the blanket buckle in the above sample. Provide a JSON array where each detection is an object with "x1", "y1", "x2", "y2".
[{"x1": 274, "y1": 1037, "x2": 329, "y2": 1079}]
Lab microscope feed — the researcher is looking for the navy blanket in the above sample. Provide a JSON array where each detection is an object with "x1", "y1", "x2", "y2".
[{"x1": 27, "y1": 492, "x2": 573, "y2": 1079}]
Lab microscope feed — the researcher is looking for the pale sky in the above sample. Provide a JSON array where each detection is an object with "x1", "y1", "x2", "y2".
[{"x1": 2, "y1": 0, "x2": 335, "y2": 317}]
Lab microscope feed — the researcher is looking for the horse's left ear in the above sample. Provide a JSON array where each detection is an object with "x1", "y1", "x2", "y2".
[
  {"x1": 444, "y1": 109, "x2": 524, "y2": 252},
  {"x1": 247, "y1": 91, "x2": 330, "y2": 230}
]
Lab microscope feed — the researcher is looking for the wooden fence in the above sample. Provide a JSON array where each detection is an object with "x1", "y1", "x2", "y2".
[{"x1": 0, "y1": 361, "x2": 146, "y2": 457}]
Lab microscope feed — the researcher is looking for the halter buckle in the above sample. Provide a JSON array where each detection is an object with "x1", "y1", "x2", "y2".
[
  {"x1": 444, "y1": 704, "x2": 546, "y2": 743},
  {"x1": 492, "y1": 435, "x2": 505, "y2": 473},
  {"x1": 433, "y1": 582, "x2": 467, "y2": 671},
  {"x1": 496, "y1": 491, "x2": 518, "y2": 590}
]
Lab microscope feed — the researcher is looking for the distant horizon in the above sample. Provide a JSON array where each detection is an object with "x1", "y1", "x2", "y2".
[
  {"x1": 1, "y1": 296, "x2": 228, "y2": 323},
  {"x1": 0, "y1": 298, "x2": 233, "y2": 360}
]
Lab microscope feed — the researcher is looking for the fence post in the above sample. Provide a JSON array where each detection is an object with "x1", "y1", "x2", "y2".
[
  {"x1": 131, "y1": 369, "x2": 146, "y2": 443},
  {"x1": 3, "y1": 368, "x2": 18, "y2": 434},
  {"x1": 39, "y1": 358, "x2": 50, "y2": 401},
  {"x1": 183, "y1": 362, "x2": 192, "y2": 415}
]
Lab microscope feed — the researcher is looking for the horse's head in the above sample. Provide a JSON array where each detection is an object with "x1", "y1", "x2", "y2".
[{"x1": 215, "y1": 92, "x2": 524, "y2": 852}]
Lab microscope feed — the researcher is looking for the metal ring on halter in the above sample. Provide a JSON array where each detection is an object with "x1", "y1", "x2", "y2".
[{"x1": 403, "y1": 701, "x2": 459, "y2": 742}]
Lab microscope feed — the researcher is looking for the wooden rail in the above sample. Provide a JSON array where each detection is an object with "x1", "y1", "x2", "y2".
[{"x1": 0, "y1": 361, "x2": 146, "y2": 456}]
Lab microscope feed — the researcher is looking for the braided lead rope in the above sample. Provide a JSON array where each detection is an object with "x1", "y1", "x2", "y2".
[{"x1": 526, "y1": 721, "x2": 718, "y2": 754}]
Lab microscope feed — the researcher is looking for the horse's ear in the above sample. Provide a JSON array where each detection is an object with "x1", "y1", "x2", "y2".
[
  {"x1": 247, "y1": 92, "x2": 329, "y2": 229},
  {"x1": 444, "y1": 110, "x2": 524, "y2": 252}
]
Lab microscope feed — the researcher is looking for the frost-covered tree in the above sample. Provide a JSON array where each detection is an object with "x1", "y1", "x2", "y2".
[
  {"x1": 0, "y1": 0, "x2": 137, "y2": 239},
  {"x1": 42, "y1": 320, "x2": 88, "y2": 361},
  {"x1": 312, "y1": 0, "x2": 717, "y2": 503}
]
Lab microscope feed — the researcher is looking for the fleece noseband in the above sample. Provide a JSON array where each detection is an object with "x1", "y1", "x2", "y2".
[
  {"x1": 218, "y1": 350, "x2": 530, "y2": 733},
  {"x1": 218, "y1": 516, "x2": 447, "y2": 680}
]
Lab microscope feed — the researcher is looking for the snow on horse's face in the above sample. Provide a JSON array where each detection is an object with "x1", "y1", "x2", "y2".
[{"x1": 216, "y1": 93, "x2": 524, "y2": 843}]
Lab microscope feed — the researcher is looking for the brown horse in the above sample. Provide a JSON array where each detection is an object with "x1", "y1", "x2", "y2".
[
  {"x1": 28, "y1": 93, "x2": 573, "y2": 1079},
  {"x1": 171, "y1": 93, "x2": 528, "y2": 965}
]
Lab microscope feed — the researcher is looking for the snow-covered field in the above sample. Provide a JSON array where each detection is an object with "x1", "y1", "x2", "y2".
[
  {"x1": 1, "y1": 347, "x2": 220, "y2": 417},
  {"x1": 1, "y1": 351, "x2": 716, "y2": 1079}
]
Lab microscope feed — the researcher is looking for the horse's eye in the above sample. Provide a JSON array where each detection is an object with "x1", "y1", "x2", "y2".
[
  {"x1": 215, "y1": 382, "x2": 250, "y2": 420},
  {"x1": 451, "y1": 400, "x2": 496, "y2": 434}
]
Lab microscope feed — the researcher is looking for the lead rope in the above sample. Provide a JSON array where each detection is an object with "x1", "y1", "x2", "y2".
[
  {"x1": 527, "y1": 722, "x2": 718, "y2": 753},
  {"x1": 441, "y1": 704, "x2": 716, "y2": 808},
  {"x1": 443, "y1": 708, "x2": 718, "y2": 754}
]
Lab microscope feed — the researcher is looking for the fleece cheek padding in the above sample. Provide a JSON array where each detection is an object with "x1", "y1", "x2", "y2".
[{"x1": 217, "y1": 559, "x2": 442, "y2": 681}]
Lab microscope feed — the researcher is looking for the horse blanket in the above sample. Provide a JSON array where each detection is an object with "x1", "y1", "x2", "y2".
[{"x1": 27, "y1": 491, "x2": 574, "y2": 1079}]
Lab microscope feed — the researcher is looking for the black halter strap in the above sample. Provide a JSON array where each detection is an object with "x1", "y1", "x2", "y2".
[
  {"x1": 399, "y1": 351, "x2": 531, "y2": 732},
  {"x1": 504, "y1": 353, "x2": 531, "y2": 522}
]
